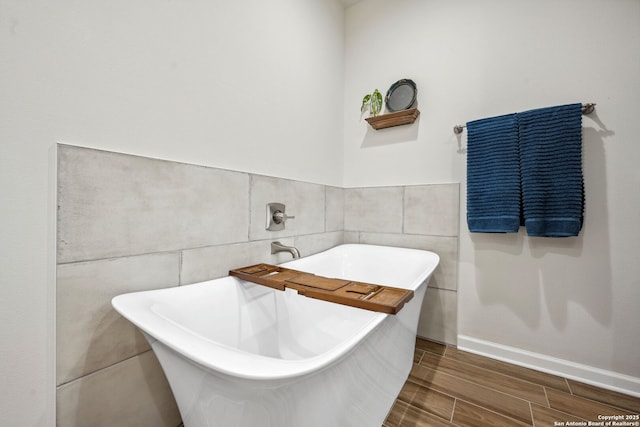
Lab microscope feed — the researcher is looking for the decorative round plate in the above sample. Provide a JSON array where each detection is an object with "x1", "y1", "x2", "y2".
[{"x1": 385, "y1": 79, "x2": 417, "y2": 112}]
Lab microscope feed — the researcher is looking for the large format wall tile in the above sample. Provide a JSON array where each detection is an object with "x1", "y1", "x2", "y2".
[
  {"x1": 418, "y1": 288, "x2": 458, "y2": 345},
  {"x1": 339, "y1": 182, "x2": 460, "y2": 346},
  {"x1": 58, "y1": 145, "x2": 250, "y2": 263},
  {"x1": 57, "y1": 252, "x2": 181, "y2": 385},
  {"x1": 56, "y1": 145, "x2": 461, "y2": 426},
  {"x1": 293, "y1": 231, "x2": 344, "y2": 258},
  {"x1": 343, "y1": 231, "x2": 360, "y2": 243},
  {"x1": 325, "y1": 186, "x2": 345, "y2": 232},
  {"x1": 349, "y1": 231, "x2": 459, "y2": 345},
  {"x1": 181, "y1": 241, "x2": 272, "y2": 285},
  {"x1": 179, "y1": 232, "x2": 345, "y2": 286},
  {"x1": 359, "y1": 232, "x2": 458, "y2": 292},
  {"x1": 57, "y1": 351, "x2": 181, "y2": 427},
  {"x1": 404, "y1": 184, "x2": 460, "y2": 236},
  {"x1": 344, "y1": 187, "x2": 403, "y2": 233},
  {"x1": 249, "y1": 175, "x2": 326, "y2": 240}
]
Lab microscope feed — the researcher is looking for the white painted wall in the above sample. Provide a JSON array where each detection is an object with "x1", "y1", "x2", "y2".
[
  {"x1": 0, "y1": 0, "x2": 344, "y2": 424},
  {"x1": 345, "y1": 0, "x2": 640, "y2": 385},
  {"x1": 3, "y1": 0, "x2": 640, "y2": 423}
]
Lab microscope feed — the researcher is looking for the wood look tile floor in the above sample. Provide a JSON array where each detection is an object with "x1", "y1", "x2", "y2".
[{"x1": 383, "y1": 338, "x2": 640, "y2": 427}]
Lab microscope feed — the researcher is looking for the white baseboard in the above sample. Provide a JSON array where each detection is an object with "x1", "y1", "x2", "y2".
[{"x1": 457, "y1": 335, "x2": 640, "y2": 398}]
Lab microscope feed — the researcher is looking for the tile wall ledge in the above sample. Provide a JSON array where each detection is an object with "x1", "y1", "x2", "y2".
[{"x1": 58, "y1": 142, "x2": 460, "y2": 190}]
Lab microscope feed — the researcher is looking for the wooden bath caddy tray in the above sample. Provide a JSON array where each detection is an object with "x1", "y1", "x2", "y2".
[{"x1": 229, "y1": 264, "x2": 413, "y2": 314}]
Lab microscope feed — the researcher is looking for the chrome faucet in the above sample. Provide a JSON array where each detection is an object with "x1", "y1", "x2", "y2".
[{"x1": 271, "y1": 241, "x2": 300, "y2": 259}]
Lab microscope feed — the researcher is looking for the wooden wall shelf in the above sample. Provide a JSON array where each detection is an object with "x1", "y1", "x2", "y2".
[{"x1": 365, "y1": 108, "x2": 420, "y2": 130}]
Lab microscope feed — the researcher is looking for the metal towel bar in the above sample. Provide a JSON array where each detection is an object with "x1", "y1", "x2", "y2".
[{"x1": 453, "y1": 103, "x2": 596, "y2": 135}]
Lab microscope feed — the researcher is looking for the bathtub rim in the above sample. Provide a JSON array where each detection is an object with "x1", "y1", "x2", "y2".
[
  {"x1": 112, "y1": 244, "x2": 439, "y2": 381},
  {"x1": 113, "y1": 279, "x2": 387, "y2": 381}
]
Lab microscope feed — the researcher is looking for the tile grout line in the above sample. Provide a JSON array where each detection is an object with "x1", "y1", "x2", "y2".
[
  {"x1": 178, "y1": 250, "x2": 183, "y2": 285},
  {"x1": 408, "y1": 363, "x2": 537, "y2": 424},
  {"x1": 565, "y1": 377, "x2": 573, "y2": 395},
  {"x1": 56, "y1": 349, "x2": 154, "y2": 389},
  {"x1": 538, "y1": 388, "x2": 592, "y2": 423},
  {"x1": 401, "y1": 186, "x2": 406, "y2": 234},
  {"x1": 396, "y1": 378, "x2": 419, "y2": 408},
  {"x1": 543, "y1": 386, "x2": 551, "y2": 407},
  {"x1": 454, "y1": 396, "x2": 534, "y2": 426},
  {"x1": 401, "y1": 377, "x2": 460, "y2": 423},
  {"x1": 58, "y1": 230, "x2": 348, "y2": 266},
  {"x1": 450, "y1": 398, "x2": 458, "y2": 423},
  {"x1": 430, "y1": 346, "x2": 551, "y2": 404},
  {"x1": 323, "y1": 186, "x2": 327, "y2": 233},
  {"x1": 551, "y1": 387, "x2": 639, "y2": 416},
  {"x1": 412, "y1": 340, "x2": 640, "y2": 426},
  {"x1": 247, "y1": 174, "x2": 253, "y2": 242},
  {"x1": 397, "y1": 399, "x2": 410, "y2": 426},
  {"x1": 437, "y1": 342, "x2": 572, "y2": 395}
]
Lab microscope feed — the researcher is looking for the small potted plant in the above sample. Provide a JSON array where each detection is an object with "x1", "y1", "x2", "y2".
[{"x1": 361, "y1": 89, "x2": 383, "y2": 117}]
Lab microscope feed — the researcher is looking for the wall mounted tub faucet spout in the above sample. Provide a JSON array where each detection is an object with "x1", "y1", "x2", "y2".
[{"x1": 271, "y1": 241, "x2": 300, "y2": 259}]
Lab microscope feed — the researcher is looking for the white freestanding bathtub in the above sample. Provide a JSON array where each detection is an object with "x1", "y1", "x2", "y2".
[{"x1": 112, "y1": 244, "x2": 439, "y2": 427}]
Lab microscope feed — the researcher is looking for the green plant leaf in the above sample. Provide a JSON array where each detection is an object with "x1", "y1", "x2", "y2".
[
  {"x1": 371, "y1": 89, "x2": 382, "y2": 116},
  {"x1": 361, "y1": 94, "x2": 371, "y2": 113}
]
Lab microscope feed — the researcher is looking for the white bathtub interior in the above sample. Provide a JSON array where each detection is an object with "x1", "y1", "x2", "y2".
[
  {"x1": 113, "y1": 244, "x2": 440, "y2": 427},
  {"x1": 152, "y1": 283, "x2": 379, "y2": 360}
]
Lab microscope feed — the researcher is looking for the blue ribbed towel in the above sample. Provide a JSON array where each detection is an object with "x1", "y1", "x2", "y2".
[
  {"x1": 519, "y1": 103, "x2": 583, "y2": 237},
  {"x1": 466, "y1": 113, "x2": 521, "y2": 232}
]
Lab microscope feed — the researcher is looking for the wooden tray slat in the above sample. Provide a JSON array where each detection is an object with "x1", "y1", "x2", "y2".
[
  {"x1": 229, "y1": 264, "x2": 413, "y2": 314},
  {"x1": 285, "y1": 274, "x2": 351, "y2": 291}
]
